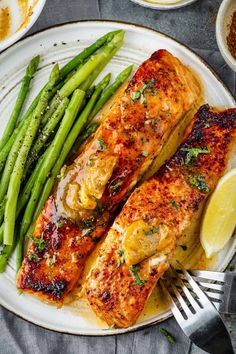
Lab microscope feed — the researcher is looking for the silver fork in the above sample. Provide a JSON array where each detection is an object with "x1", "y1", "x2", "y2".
[
  {"x1": 160, "y1": 266, "x2": 234, "y2": 354},
  {"x1": 190, "y1": 270, "x2": 236, "y2": 314}
]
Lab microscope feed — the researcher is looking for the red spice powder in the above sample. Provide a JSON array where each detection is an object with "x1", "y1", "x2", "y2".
[{"x1": 227, "y1": 11, "x2": 236, "y2": 59}]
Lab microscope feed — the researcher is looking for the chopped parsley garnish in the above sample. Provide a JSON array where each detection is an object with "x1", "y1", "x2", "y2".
[
  {"x1": 130, "y1": 264, "x2": 145, "y2": 286},
  {"x1": 117, "y1": 249, "x2": 124, "y2": 257},
  {"x1": 140, "y1": 78, "x2": 156, "y2": 94},
  {"x1": 189, "y1": 175, "x2": 210, "y2": 193},
  {"x1": 87, "y1": 158, "x2": 94, "y2": 167},
  {"x1": 82, "y1": 217, "x2": 96, "y2": 229},
  {"x1": 151, "y1": 88, "x2": 157, "y2": 96},
  {"x1": 204, "y1": 122, "x2": 210, "y2": 128},
  {"x1": 116, "y1": 248, "x2": 125, "y2": 268},
  {"x1": 131, "y1": 91, "x2": 141, "y2": 102},
  {"x1": 181, "y1": 146, "x2": 210, "y2": 165},
  {"x1": 141, "y1": 150, "x2": 148, "y2": 157},
  {"x1": 110, "y1": 180, "x2": 123, "y2": 194},
  {"x1": 97, "y1": 138, "x2": 108, "y2": 151},
  {"x1": 141, "y1": 95, "x2": 147, "y2": 105},
  {"x1": 28, "y1": 253, "x2": 42, "y2": 262},
  {"x1": 160, "y1": 328, "x2": 176, "y2": 344},
  {"x1": 131, "y1": 78, "x2": 156, "y2": 104},
  {"x1": 56, "y1": 221, "x2": 64, "y2": 229},
  {"x1": 145, "y1": 227, "x2": 159, "y2": 236},
  {"x1": 170, "y1": 200, "x2": 179, "y2": 210},
  {"x1": 179, "y1": 245, "x2": 187, "y2": 251},
  {"x1": 30, "y1": 236, "x2": 45, "y2": 252}
]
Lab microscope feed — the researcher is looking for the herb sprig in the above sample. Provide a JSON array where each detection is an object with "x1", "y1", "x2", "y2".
[
  {"x1": 130, "y1": 264, "x2": 145, "y2": 286},
  {"x1": 160, "y1": 327, "x2": 176, "y2": 344},
  {"x1": 188, "y1": 175, "x2": 210, "y2": 193},
  {"x1": 181, "y1": 146, "x2": 210, "y2": 165}
]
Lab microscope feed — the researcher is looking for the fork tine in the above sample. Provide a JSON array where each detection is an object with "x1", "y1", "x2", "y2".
[
  {"x1": 178, "y1": 263, "x2": 216, "y2": 306},
  {"x1": 170, "y1": 282, "x2": 193, "y2": 317},
  {"x1": 190, "y1": 270, "x2": 225, "y2": 282},
  {"x1": 197, "y1": 281, "x2": 224, "y2": 292},
  {"x1": 160, "y1": 279, "x2": 185, "y2": 321},
  {"x1": 204, "y1": 291, "x2": 223, "y2": 301},
  {"x1": 170, "y1": 266, "x2": 201, "y2": 312}
]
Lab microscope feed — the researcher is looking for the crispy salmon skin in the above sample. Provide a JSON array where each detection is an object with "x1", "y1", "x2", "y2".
[
  {"x1": 85, "y1": 105, "x2": 236, "y2": 327},
  {"x1": 17, "y1": 49, "x2": 200, "y2": 305}
]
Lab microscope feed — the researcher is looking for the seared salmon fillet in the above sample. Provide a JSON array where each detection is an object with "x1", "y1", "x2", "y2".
[
  {"x1": 17, "y1": 49, "x2": 200, "y2": 305},
  {"x1": 85, "y1": 105, "x2": 236, "y2": 327}
]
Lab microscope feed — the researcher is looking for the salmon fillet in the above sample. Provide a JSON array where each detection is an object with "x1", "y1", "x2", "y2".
[
  {"x1": 85, "y1": 105, "x2": 236, "y2": 327},
  {"x1": 17, "y1": 49, "x2": 200, "y2": 305}
]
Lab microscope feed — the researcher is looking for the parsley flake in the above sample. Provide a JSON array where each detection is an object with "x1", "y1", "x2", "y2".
[
  {"x1": 188, "y1": 175, "x2": 210, "y2": 193},
  {"x1": 131, "y1": 91, "x2": 141, "y2": 102},
  {"x1": 145, "y1": 227, "x2": 159, "y2": 236},
  {"x1": 160, "y1": 328, "x2": 176, "y2": 344},
  {"x1": 97, "y1": 138, "x2": 108, "y2": 151},
  {"x1": 181, "y1": 146, "x2": 210, "y2": 165},
  {"x1": 170, "y1": 200, "x2": 179, "y2": 210},
  {"x1": 30, "y1": 236, "x2": 45, "y2": 252},
  {"x1": 130, "y1": 264, "x2": 146, "y2": 286},
  {"x1": 28, "y1": 253, "x2": 42, "y2": 262},
  {"x1": 110, "y1": 180, "x2": 123, "y2": 195}
]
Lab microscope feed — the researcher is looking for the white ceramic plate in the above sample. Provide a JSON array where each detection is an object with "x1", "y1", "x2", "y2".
[
  {"x1": 130, "y1": 0, "x2": 198, "y2": 10},
  {"x1": 0, "y1": 20, "x2": 235, "y2": 336}
]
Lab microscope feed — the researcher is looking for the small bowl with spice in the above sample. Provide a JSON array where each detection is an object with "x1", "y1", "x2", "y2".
[
  {"x1": 0, "y1": 0, "x2": 46, "y2": 52},
  {"x1": 216, "y1": 0, "x2": 236, "y2": 72}
]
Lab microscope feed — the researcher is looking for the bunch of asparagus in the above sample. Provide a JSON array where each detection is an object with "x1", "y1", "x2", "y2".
[{"x1": 0, "y1": 29, "x2": 133, "y2": 273}]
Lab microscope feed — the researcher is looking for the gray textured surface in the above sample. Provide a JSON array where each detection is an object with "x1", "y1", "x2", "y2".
[{"x1": 0, "y1": 1, "x2": 235, "y2": 353}]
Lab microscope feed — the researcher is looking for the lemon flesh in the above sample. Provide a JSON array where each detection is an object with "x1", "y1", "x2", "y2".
[{"x1": 200, "y1": 168, "x2": 236, "y2": 258}]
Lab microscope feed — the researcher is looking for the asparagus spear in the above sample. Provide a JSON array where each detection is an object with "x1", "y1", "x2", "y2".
[
  {"x1": 17, "y1": 89, "x2": 85, "y2": 252},
  {"x1": 29, "y1": 74, "x2": 111, "y2": 231},
  {"x1": 24, "y1": 97, "x2": 69, "y2": 175},
  {"x1": 0, "y1": 56, "x2": 40, "y2": 151},
  {"x1": 3, "y1": 65, "x2": 60, "y2": 246},
  {"x1": 0, "y1": 31, "x2": 121, "y2": 171},
  {"x1": 91, "y1": 65, "x2": 133, "y2": 119},
  {"x1": 70, "y1": 65, "x2": 133, "y2": 155},
  {"x1": 60, "y1": 30, "x2": 122, "y2": 78},
  {"x1": 43, "y1": 30, "x2": 124, "y2": 125},
  {"x1": 59, "y1": 31, "x2": 124, "y2": 98}
]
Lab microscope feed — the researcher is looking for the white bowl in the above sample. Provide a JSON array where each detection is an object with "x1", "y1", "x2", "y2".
[
  {"x1": 0, "y1": 0, "x2": 46, "y2": 52},
  {"x1": 129, "y1": 0, "x2": 199, "y2": 10},
  {"x1": 216, "y1": 0, "x2": 236, "y2": 72}
]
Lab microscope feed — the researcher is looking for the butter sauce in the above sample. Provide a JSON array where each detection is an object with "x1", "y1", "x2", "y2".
[{"x1": 67, "y1": 202, "x2": 216, "y2": 328}]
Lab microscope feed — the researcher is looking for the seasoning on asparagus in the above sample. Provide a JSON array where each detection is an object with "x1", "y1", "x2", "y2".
[
  {"x1": 0, "y1": 56, "x2": 40, "y2": 151},
  {"x1": 3, "y1": 64, "x2": 60, "y2": 246},
  {"x1": 16, "y1": 89, "x2": 86, "y2": 268}
]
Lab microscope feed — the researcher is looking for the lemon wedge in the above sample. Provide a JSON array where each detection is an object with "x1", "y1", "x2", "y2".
[{"x1": 200, "y1": 168, "x2": 236, "y2": 258}]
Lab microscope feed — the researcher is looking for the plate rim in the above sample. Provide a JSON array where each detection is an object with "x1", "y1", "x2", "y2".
[
  {"x1": 129, "y1": 0, "x2": 199, "y2": 10},
  {"x1": 0, "y1": 19, "x2": 235, "y2": 336}
]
